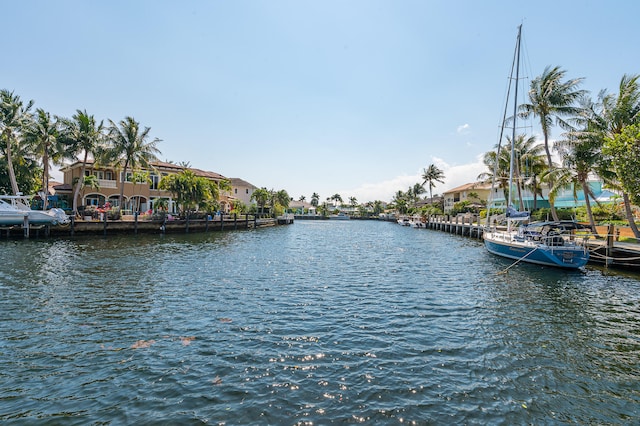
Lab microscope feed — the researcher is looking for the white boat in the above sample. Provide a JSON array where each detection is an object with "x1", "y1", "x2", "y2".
[
  {"x1": 329, "y1": 212, "x2": 350, "y2": 220},
  {"x1": 482, "y1": 25, "x2": 589, "y2": 269},
  {"x1": 397, "y1": 217, "x2": 411, "y2": 226},
  {"x1": 0, "y1": 195, "x2": 69, "y2": 226}
]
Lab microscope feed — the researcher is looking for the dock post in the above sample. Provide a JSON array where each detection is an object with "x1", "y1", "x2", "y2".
[
  {"x1": 234, "y1": 213, "x2": 238, "y2": 230},
  {"x1": 70, "y1": 216, "x2": 75, "y2": 236},
  {"x1": 103, "y1": 212, "x2": 107, "y2": 236},
  {"x1": 23, "y1": 216, "x2": 29, "y2": 238},
  {"x1": 134, "y1": 212, "x2": 138, "y2": 235},
  {"x1": 606, "y1": 224, "x2": 615, "y2": 267}
]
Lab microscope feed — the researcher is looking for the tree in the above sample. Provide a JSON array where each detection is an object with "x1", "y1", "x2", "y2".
[
  {"x1": 298, "y1": 195, "x2": 306, "y2": 202},
  {"x1": 480, "y1": 134, "x2": 546, "y2": 211},
  {"x1": 275, "y1": 189, "x2": 290, "y2": 209},
  {"x1": 105, "y1": 116, "x2": 161, "y2": 210},
  {"x1": 23, "y1": 109, "x2": 67, "y2": 209},
  {"x1": 421, "y1": 164, "x2": 445, "y2": 202},
  {"x1": 311, "y1": 192, "x2": 319, "y2": 207},
  {"x1": 331, "y1": 193, "x2": 343, "y2": 206},
  {"x1": 584, "y1": 75, "x2": 640, "y2": 238},
  {"x1": 604, "y1": 123, "x2": 640, "y2": 203},
  {"x1": 520, "y1": 66, "x2": 586, "y2": 221},
  {"x1": 59, "y1": 109, "x2": 105, "y2": 216},
  {"x1": 251, "y1": 187, "x2": 270, "y2": 215},
  {"x1": 159, "y1": 170, "x2": 218, "y2": 215},
  {"x1": 0, "y1": 90, "x2": 34, "y2": 195},
  {"x1": 349, "y1": 196, "x2": 358, "y2": 208}
]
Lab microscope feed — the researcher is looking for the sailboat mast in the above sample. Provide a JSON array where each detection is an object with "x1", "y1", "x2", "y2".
[{"x1": 508, "y1": 24, "x2": 522, "y2": 210}]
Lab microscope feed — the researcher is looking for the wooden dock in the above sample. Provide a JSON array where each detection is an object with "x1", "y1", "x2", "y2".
[
  {"x1": 404, "y1": 214, "x2": 640, "y2": 271},
  {"x1": 0, "y1": 214, "x2": 285, "y2": 238}
]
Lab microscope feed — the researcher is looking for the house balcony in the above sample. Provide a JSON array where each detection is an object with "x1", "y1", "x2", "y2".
[{"x1": 98, "y1": 179, "x2": 118, "y2": 189}]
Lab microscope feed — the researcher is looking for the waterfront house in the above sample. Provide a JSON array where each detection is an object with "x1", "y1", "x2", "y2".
[
  {"x1": 444, "y1": 180, "x2": 617, "y2": 214},
  {"x1": 226, "y1": 178, "x2": 258, "y2": 209},
  {"x1": 443, "y1": 182, "x2": 492, "y2": 214},
  {"x1": 58, "y1": 160, "x2": 232, "y2": 214}
]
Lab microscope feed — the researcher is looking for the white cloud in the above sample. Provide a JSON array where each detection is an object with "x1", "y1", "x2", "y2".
[
  {"x1": 341, "y1": 155, "x2": 488, "y2": 203},
  {"x1": 456, "y1": 123, "x2": 470, "y2": 134}
]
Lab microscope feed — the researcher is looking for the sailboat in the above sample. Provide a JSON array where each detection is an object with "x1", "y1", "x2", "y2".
[{"x1": 483, "y1": 25, "x2": 590, "y2": 269}]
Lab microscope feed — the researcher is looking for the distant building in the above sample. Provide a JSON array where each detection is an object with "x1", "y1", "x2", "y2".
[
  {"x1": 226, "y1": 178, "x2": 258, "y2": 208},
  {"x1": 443, "y1": 180, "x2": 617, "y2": 213},
  {"x1": 288, "y1": 200, "x2": 316, "y2": 215},
  {"x1": 442, "y1": 182, "x2": 492, "y2": 213},
  {"x1": 58, "y1": 160, "x2": 231, "y2": 213}
]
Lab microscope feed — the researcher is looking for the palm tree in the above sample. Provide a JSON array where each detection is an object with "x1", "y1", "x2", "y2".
[
  {"x1": 421, "y1": 164, "x2": 445, "y2": 202},
  {"x1": 310, "y1": 192, "x2": 319, "y2": 207},
  {"x1": 552, "y1": 132, "x2": 601, "y2": 234},
  {"x1": 411, "y1": 183, "x2": 426, "y2": 206},
  {"x1": 105, "y1": 116, "x2": 161, "y2": 210},
  {"x1": 331, "y1": 193, "x2": 343, "y2": 206},
  {"x1": 159, "y1": 169, "x2": 216, "y2": 215},
  {"x1": 520, "y1": 66, "x2": 586, "y2": 221},
  {"x1": 0, "y1": 90, "x2": 34, "y2": 195},
  {"x1": 78, "y1": 174, "x2": 100, "y2": 210},
  {"x1": 23, "y1": 109, "x2": 66, "y2": 209},
  {"x1": 275, "y1": 189, "x2": 290, "y2": 209},
  {"x1": 298, "y1": 195, "x2": 306, "y2": 202},
  {"x1": 251, "y1": 187, "x2": 270, "y2": 215},
  {"x1": 59, "y1": 109, "x2": 105, "y2": 216}
]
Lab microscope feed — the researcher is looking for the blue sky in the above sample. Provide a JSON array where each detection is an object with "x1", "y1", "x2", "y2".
[{"x1": 4, "y1": 1, "x2": 638, "y2": 203}]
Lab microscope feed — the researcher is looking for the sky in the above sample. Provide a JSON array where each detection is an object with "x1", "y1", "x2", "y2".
[{"x1": 3, "y1": 1, "x2": 639, "y2": 203}]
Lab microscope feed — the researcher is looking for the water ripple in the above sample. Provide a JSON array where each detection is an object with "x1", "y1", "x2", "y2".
[{"x1": 1, "y1": 222, "x2": 639, "y2": 423}]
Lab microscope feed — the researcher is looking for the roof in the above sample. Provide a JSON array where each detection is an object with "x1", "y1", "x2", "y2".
[
  {"x1": 230, "y1": 178, "x2": 257, "y2": 189},
  {"x1": 442, "y1": 182, "x2": 491, "y2": 194},
  {"x1": 59, "y1": 159, "x2": 227, "y2": 180}
]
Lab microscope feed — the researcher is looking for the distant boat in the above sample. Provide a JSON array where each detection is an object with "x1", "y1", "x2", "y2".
[
  {"x1": 397, "y1": 217, "x2": 411, "y2": 226},
  {"x1": 329, "y1": 212, "x2": 350, "y2": 220},
  {"x1": 482, "y1": 25, "x2": 589, "y2": 269},
  {"x1": 0, "y1": 195, "x2": 69, "y2": 226}
]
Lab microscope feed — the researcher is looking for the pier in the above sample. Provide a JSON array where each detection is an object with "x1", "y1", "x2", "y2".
[
  {"x1": 0, "y1": 213, "x2": 288, "y2": 238},
  {"x1": 403, "y1": 214, "x2": 640, "y2": 271}
]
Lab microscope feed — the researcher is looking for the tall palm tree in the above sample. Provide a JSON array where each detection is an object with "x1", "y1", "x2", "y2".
[
  {"x1": 421, "y1": 164, "x2": 445, "y2": 202},
  {"x1": 552, "y1": 129, "x2": 603, "y2": 234},
  {"x1": 331, "y1": 193, "x2": 343, "y2": 206},
  {"x1": 520, "y1": 66, "x2": 586, "y2": 221},
  {"x1": 512, "y1": 134, "x2": 547, "y2": 211},
  {"x1": 59, "y1": 109, "x2": 105, "y2": 216},
  {"x1": 275, "y1": 189, "x2": 290, "y2": 211},
  {"x1": 23, "y1": 109, "x2": 67, "y2": 209},
  {"x1": 310, "y1": 192, "x2": 319, "y2": 207},
  {"x1": 105, "y1": 116, "x2": 161, "y2": 210},
  {"x1": 0, "y1": 90, "x2": 34, "y2": 195},
  {"x1": 411, "y1": 183, "x2": 426, "y2": 206}
]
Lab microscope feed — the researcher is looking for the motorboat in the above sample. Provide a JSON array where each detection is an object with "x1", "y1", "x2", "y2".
[{"x1": 0, "y1": 196, "x2": 69, "y2": 226}]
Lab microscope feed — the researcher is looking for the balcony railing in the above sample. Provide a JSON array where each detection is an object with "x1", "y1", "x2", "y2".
[{"x1": 98, "y1": 179, "x2": 117, "y2": 189}]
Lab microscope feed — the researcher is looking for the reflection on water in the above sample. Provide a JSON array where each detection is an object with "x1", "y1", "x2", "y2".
[{"x1": 1, "y1": 221, "x2": 639, "y2": 423}]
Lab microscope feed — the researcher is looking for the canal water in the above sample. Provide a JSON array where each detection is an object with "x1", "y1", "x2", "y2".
[{"x1": 1, "y1": 220, "x2": 638, "y2": 424}]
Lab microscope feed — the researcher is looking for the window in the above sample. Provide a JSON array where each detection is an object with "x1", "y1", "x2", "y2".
[
  {"x1": 150, "y1": 174, "x2": 159, "y2": 190},
  {"x1": 246, "y1": 189, "x2": 249, "y2": 194},
  {"x1": 234, "y1": 188, "x2": 238, "y2": 194},
  {"x1": 120, "y1": 171, "x2": 133, "y2": 182}
]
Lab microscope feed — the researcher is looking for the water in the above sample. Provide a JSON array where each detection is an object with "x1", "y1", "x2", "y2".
[{"x1": 1, "y1": 220, "x2": 639, "y2": 424}]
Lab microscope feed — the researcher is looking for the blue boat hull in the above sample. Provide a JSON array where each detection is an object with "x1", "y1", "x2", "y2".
[{"x1": 484, "y1": 238, "x2": 589, "y2": 269}]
